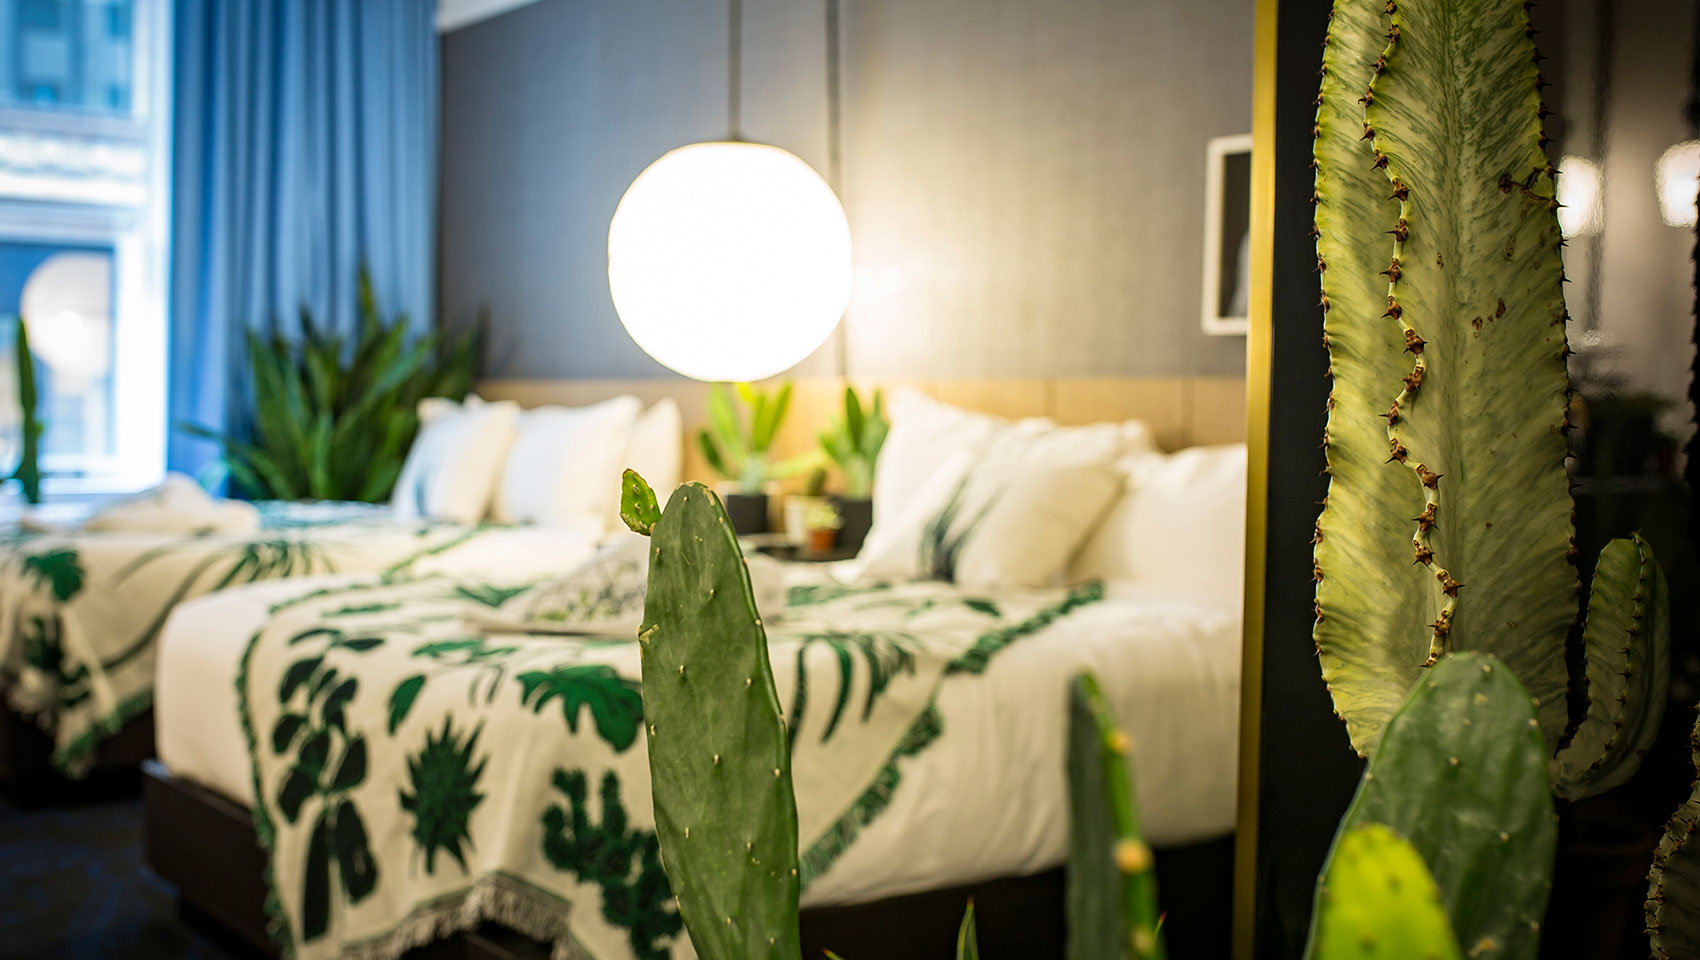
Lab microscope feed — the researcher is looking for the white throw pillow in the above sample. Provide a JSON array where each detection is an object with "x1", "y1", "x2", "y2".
[
  {"x1": 617, "y1": 398, "x2": 683, "y2": 510},
  {"x1": 493, "y1": 395, "x2": 644, "y2": 536},
  {"x1": 1068, "y1": 443, "x2": 1247, "y2": 604},
  {"x1": 392, "y1": 396, "x2": 520, "y2": 524},
  {"x1": 866, "y1": 388, "x2": 1150, "y2": 541},
  {"x1": 845, "y1": 448, "x2": 1121, "y2": 589}
]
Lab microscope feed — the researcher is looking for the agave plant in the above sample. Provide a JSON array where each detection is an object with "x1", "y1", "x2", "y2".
[
  {"x1": 818, "y1": 387, "x2": 888, "y2": 500},
  {"x1": 181, "y1": 270, "x2": 480, "y2": 502},
  {"x1": 697, "y1": 382, "x2": 818, "y2": 495}
]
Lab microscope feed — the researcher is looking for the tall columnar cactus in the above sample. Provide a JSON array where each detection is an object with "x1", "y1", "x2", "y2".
[
  {"x1": 10, "y1": 316, "x2": 41, "y2": 503},
  {"x1": 1311, "y1": 825, "x2": 1462, "y2": 960},
  {"x1": 1067, "y1": 672, "x2": 1164, "y2": 960},
  {"x1": 1305, "y1": 652, "x2": 1557, "y2": 960},
  {"x1": 1647, "y1": 709, "x2": 1700, "y2": 960},
  {"x1": 1310, "y1": 0, "x2": 1670, "y2": 789},
  {"x1": 626, "y1": 472, "x2": 802, "y2": 960}
]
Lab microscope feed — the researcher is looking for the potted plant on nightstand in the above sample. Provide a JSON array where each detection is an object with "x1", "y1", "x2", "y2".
[
  {"x1": 698, "y1": 381, "x2": 817, "y2": 535},
  {"x1": 818, "y1": 386, "x2": 886, "y2": 553}
]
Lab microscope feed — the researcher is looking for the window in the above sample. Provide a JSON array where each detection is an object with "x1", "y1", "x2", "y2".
[{"x1": 0, "y1": 0, "x2": 167, "y2": 495}]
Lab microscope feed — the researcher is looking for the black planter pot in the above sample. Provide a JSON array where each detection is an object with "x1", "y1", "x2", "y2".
[
  {"x1": 833, "y1": 496, "x2": 873, "y2": 554},
  {"x1": 722, "y1": 492, "x2": 770, "y2": 536}
]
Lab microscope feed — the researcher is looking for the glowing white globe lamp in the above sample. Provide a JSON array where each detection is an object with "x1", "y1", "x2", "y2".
[
  {"x1": 607, "y1": 141, "x2": 852, "y2": 382},
  {"x1": 1656, "y1": 140, "x2": 1700, "y2": 228},
  {"x1": 20, "y1": 252, "x2": 113, "y2": 390}
]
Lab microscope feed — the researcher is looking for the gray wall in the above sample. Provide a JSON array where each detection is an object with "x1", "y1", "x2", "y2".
[{"x1": 439, "y1": 0, "x2": 1252, "y2": 380}]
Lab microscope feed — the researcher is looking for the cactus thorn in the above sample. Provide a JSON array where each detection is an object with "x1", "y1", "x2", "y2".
[
  {"x1": 1388, "y1": 218, "x2": 1410, "y2": 241},
  {"x1": 1404, "y1": 329, "x2": 1426, "y2": 354},
  {"x1": 1114, "y1": 839, "x2": 1153, "y2": 874}
]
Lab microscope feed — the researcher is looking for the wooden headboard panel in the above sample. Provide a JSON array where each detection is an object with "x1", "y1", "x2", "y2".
[{"x1": 479, "y1": 376, "x2": 1245, "y2": 486}]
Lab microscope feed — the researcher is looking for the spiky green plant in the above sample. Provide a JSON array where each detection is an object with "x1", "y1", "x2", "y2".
[
  {"x1": 1305, "y1": 653, "x2": 1557, "y2": 960},
  {"x1": 819, "y1": 387, "x2": 888, "y2": 499},
  {"x1": 181, "y1": 269, "x2": 480, "y2": 502},
  {"x1": 1310, "y1": 825, "x2": 1462, "y2": 960},
  {"x1": 698, "y1": 382, "x2": 818, "y2": 494},
  {"x1": 1647, "y1": 708, "x2": 1700, "y2": 960},
  {"x1": 1068, "y1": 672, "x2": 1164, "y2": 960},
  {"x1": 1310, "y1": 0, "x2": 1670, "y2": 800},
  {"x1": 9, "y1": 316, "x2": 41, "y2": 503}
]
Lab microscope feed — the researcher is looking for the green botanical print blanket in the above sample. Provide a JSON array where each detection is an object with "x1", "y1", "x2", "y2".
[
  {"x1": 239, "y1": 568, "x2": 1102, "y2": 960},
  {"x1": 0, "y1": 505, "x2": 511, "y2": 774}
]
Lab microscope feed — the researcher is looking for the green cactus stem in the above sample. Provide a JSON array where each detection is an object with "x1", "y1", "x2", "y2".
[
  {"x1": 1067, "y1": 672, "x2": 1164, "y2": 960},
  {"x1": 1311, "y1": 0, "x2": 1671, "y2": 791},
  {"x1": 1553, "y1": 534, "x2": 1670, "y2": 799},
  {"x1": 638, "y1": 480, "x2": 802, "y2": 960},
  {"x1": 10, "y1": 316, "x2": 41, "y2": 504},
  {"x1": 1311, "y1": 824, "x2": 1462, "y2": 960},
  {"x1": 620, "y1": 469, "x2": 660, "y2": 536},
  {"x1": 1648, "y1": 710, "x2": 1700, "y2": 960},
  {"x1": 1305, "y1": 653, "x2": 1556, "y2": 960}
]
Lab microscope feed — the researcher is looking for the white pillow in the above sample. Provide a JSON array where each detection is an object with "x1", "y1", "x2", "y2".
[
  {"x1": 492, "y1": 395, "x2": 644, "y2": 536},
  {"x1": 617, "y1": 398, "x2": 683, "y2": 507},
  {"x1": 845, "y1": 448, "x2": 1122, "y2": 589},
  {"x1": 392, "y1": 396, "x2": 520, "y2": 524},
  {"x1": 1068, "y1": 444, "x2": 1247, "y2": 604},
  {"x1": 859, "y1": 389, "x2": 1154, "y2": 572}
]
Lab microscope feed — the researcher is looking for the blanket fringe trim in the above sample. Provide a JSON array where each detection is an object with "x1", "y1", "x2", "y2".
[
  {"x1": 48, "y1": 687, "x2": 154, "y2": 777},
  {"x1": 798, "y1": 579, "x2": 1106, "y2": 887},
  {"x1": 338, "y1": 876, "x2": 590, "y2": 960}
]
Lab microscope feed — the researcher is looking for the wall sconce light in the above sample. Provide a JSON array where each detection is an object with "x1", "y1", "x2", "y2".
[
  {"x1": 1556, "y1": 155, "x2": 1603, "y2": 237},
  {"x1": 1655, "y1": 140, "x2": 1700, "y2": 228}
]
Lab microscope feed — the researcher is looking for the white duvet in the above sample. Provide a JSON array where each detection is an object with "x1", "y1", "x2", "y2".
[{"x1": 156, "y1": 575, "x2": 1239, "y2": 909}]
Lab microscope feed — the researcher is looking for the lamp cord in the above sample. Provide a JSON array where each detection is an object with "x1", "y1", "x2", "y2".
[
  {"x1": 827, "y1": 0, "x2": 849, "y2": 378},
  {"x1": 729, "y1": 0, "x2": 742, "y2": 139}
]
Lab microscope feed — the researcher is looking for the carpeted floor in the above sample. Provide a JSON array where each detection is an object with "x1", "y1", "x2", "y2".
[{"x1": 0, "y1": 795, "x2": 250, "y2": 960}]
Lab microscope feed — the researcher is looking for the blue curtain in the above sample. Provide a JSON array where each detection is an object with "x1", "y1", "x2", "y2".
[{"x1": 168, "y1": 0, "x2": 439, "y2": 476}]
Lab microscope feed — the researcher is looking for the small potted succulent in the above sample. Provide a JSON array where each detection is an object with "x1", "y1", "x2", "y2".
[
  {"x1": 697, "y1": 381, "x2": 817, "y2": 535},
  {"x1": 800, "y1": 499, "x2": 844, "y2": 556},
  {"x1": 818, "y1": 386, "x2": 886, "y2": 552}
]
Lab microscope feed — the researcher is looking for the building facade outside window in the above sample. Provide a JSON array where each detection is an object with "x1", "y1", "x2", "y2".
[{"x1": 0, "y1": 0, "x2": 168, "y2": 496}]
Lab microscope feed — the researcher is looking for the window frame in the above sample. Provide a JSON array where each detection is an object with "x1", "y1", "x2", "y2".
[{"x1": 0, "y1": 0, "x2": 169, "y2": 496}]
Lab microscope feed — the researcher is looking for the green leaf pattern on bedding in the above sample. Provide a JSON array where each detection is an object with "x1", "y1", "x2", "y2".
[
  {"x1": 237, "y1": 568, "x2": 1103, "y2": 960},
  {"x1": 0, "y1": 515, "x2": 503, "y2": 776}
]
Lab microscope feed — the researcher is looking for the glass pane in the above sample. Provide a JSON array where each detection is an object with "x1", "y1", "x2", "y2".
[
  {"x1": 0, "y1": 240, "x2": 116, "y2": 471},
  {"x1": 0, "y1": 0, "x2": 134, "y2": 115}
]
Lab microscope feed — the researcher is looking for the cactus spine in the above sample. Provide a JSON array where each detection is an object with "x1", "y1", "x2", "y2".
[
  {"x1": 1306, "y1": 653, "x2": 1557, "y2": 960},
  {"x1": 1068, "y1": 672, "x2": 1163, "y2": 960},
  {"x1": 1311, "y1": 825, "x2": 1462, "y2": 960},
  {"x1": 631, "y1": 476, "x2": 802, "y2": 960},
  {"x1": 1311, "y1": 0, "x2": 1670, "y2": 794}
]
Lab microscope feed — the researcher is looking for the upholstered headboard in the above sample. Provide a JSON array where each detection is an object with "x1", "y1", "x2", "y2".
[{"x1": 478, "y1": 376, "x2": 1246, "y2": 487}]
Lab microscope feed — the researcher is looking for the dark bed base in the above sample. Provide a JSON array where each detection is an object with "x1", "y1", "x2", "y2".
[
  {"x1": 142, "y1": 762, "x2": 1232, "y2": 959},
  {"x1": 0, "y1": 707, "x2": 155, "y2": 807}
]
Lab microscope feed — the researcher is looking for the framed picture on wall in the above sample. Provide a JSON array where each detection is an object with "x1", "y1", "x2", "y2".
[{"x1": 1201, "y1": 133, "x2": 1254, "y2": 336}]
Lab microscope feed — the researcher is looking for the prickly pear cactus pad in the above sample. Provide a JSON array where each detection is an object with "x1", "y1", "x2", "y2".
[
  {"x1": 638, "y1": 482, "x2": 804, "y2": 960},
  {"x1": 1553, "y1": 534, "x2": 1669, "y2": 799},
  {"x1": 1648, "y1": 710, "x2": 1700, "y2": 960},
  {"x1": 1312, "y1": 0, "x2": 1576, "y2": 755},
  {"x1": 1067, "y1": 672, "x2": 1164, "y2": 960},
  {"x1": 1311, "y1": 825, "x2": 1463, "y2": 960},
  {"x1": 1305, "y1": 653, "x2": 1556, "y2": 960}
]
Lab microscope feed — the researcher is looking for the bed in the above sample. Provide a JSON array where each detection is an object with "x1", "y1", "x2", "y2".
[
  {"x1": 141, "y1": 381, "x2": 1248, "y2": 959},
  {"x1": 0, "y1": 394, "x2": 681, "y2": 786},
  {"x1": 0, "y1": 505, "x2": 604, "y2": 780}
]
